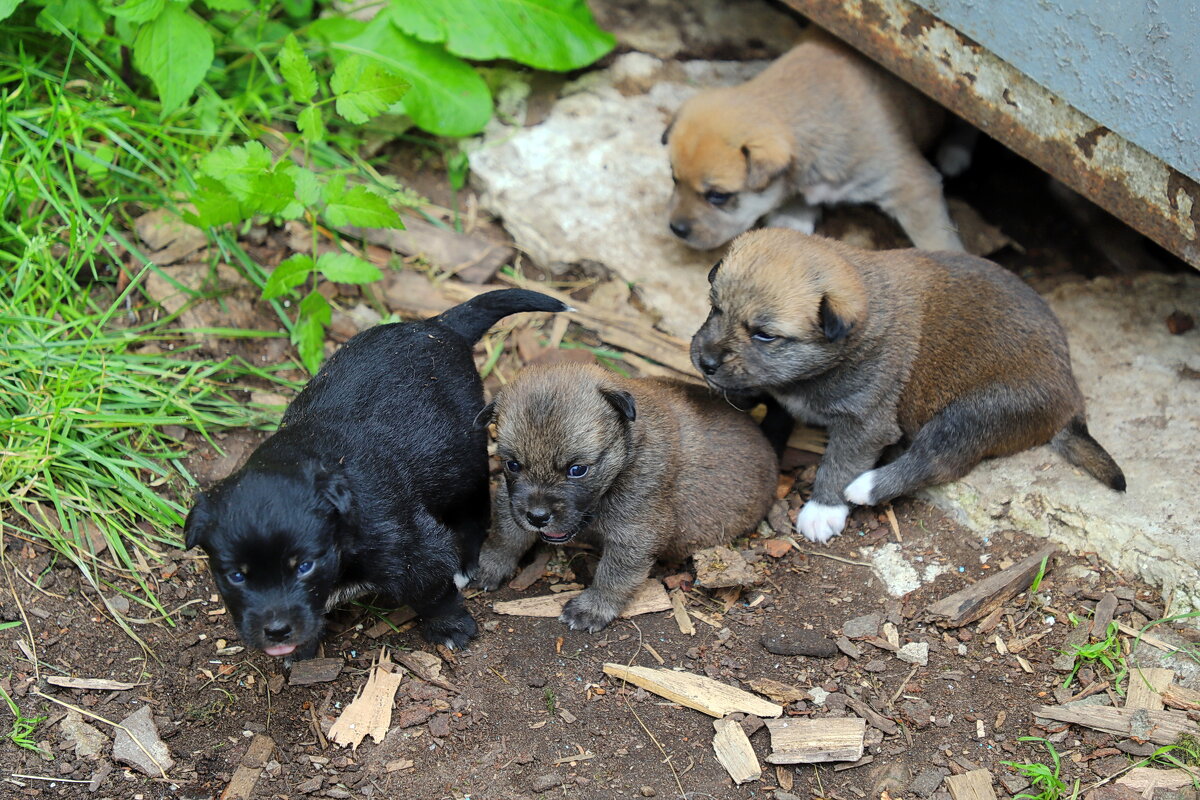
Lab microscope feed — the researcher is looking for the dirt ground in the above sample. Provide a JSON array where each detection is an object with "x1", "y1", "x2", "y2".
[{"x1": 2, "y1": 74, "x2": 1198, "y2": 800}]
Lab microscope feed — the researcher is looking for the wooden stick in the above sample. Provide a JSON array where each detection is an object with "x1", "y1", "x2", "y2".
[
  {"x1": 603, "y1": 663, "x2": 783, "y2": 719},
  {"x1": 926, "y1": 545, "x2": 1057, "y2": 627},
  {"x1": 763, "y1": 718, "x2": 865, "y2": 764},
  {"x1": 1033, "y1": 704, "x2": 1200, "y2": 745},
  {"x1": 713, "y1": 717, "x2": 761, "y2": 785}
]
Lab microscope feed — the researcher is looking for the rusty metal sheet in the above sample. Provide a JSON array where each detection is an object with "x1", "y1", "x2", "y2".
[{"x1": 779, "y1": 0, "x2": 1200, "y2": 268}]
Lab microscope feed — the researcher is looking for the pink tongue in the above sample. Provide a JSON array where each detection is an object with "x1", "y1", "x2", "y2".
[{"x1": 264, "y1": 644, "x2": 296, "y2": 657}]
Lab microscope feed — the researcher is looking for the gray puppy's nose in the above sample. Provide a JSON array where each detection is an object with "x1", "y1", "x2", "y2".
[
  {"x1": 525, "y1": 507, "x2": 552, "y2": 528},
  {"x1": 669, "y1": 220, "x2": 691, "y2": 239},
  {"x1": 698, "y1": 352, "x2": 722, "y2": 375}
]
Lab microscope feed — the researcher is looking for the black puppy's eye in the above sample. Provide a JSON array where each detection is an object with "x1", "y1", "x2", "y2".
[
  {"x1": 505, "y1": 460, "x2": 522, "y2": 473},
  {"x1": 229, "y1": 571, "x2": 246, "y2": 584},
  {"x1": 296, "y1": 561, "x2": 314, "y2": 577},
  {"x1": 566, "y1": 464, "x2": 589, "y2": 478},
  {"x1": 704, "y1": 190, "x2": 733, "y2": 207},
  {"x1": 751, "y1": 331, "x2": 778, "y2": 343}
]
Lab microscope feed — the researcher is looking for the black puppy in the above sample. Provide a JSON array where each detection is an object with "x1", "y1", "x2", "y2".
[{"x1": 184, "y1": 289, "x2": 568, "y2": 660}]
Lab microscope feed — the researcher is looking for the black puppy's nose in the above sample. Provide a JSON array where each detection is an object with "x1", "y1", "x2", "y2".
[
  {"x1": 525, "y1": 508, "x2": 552, "y2": 528},
  {"x1": 698, "y1": 352, "x2": 722, "y2": 375},
  {"x1": 264, "y1": 622, "x2": 292, "y2": 642},
  {"x1": 669, "y1": 220, "x2": 691, "y2": 239}
]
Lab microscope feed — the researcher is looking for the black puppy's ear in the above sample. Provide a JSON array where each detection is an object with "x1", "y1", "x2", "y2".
[
  {"x1": 473, "y1": 399, "x2": 496, "y2": 429},
  {"x1": 707, "y1": 260, "x2": 722, "y2": 284},
  {"x1": 818, "y1": 294, "x2": 854, "y2": 342},
  {"x1": 602, "y1": 389, "x2": 637, "y2": 422},
  {"x1": 315, "y1": 466, "x2": 352, "y2": 516},
  {"x1": 184, "y1": 492, "x2": 212, "y2": 550}
]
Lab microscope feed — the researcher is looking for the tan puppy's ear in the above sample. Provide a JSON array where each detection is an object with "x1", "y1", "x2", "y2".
[
  {"x1": 741, "y1": 132, "x2": 792, "y2": 191},
  {"x1": 818, "y1": 295, "x2": 855, "y2": 342},
  {"x1": 661, "y1": 118, "x2": 674, "y2": 146},
  {"x1": 816, "y1": 256, "x2": 869, "y2": 342}
]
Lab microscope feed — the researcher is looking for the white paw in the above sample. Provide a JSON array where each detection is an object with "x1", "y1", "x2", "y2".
[
  {"x1": 844, "y1": 470, "x2": 877, "y2": 506},
  {"x1": 937, "y1": 143, "x2": 973, "y2": 177},
  {"x1": 765, "y1": 205, "x2": 820, "y2": 235},
  {"x1": 796, "y1": 501, "x2": 849, "y2": 544},
  {"x1": 453, "y1": 571, "x2": 470, "y2": 590}
]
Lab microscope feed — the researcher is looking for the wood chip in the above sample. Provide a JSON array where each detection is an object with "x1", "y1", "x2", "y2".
[
  {"x1": 713, "y1": 717, "x2": 761, "y2": 785},
  {"x1": 220, "y1": 734, "x2": 275, "y2": 800},
  {"x1": 1033, "y1": 704, "x2": 1200, "y2": 745},
  {"x1": 842, "y1": 694, "x2": 900, "y2": 736},
  {"x1": 763, "y1": 718, "x2": 865, "y2": 764},
  {"x1": 329, "y1": 651, "x2": 405, "y2": 750},
  {"x1": 1163, "y1": 683, "x2": 1200, "y2": 711},
  {"x1": 926, "y1": 545, "x2": 1057, "y2": 627},
  {"x1": 670, "y1": 589, "x2": 695, "y2": 636},
  {"x1": 603, "y1": 663, "x2": 782, "y2": 719},
  {"x1": 746, "y1": 678, "x2": 810, "y2": 705},
  {"x1": 1091, "y1": 592, "x2": 1118, "y2": 638},
  {"x1": 394, "y1": 650, "x2": 458, "y2": 693},
  {"x1": 1125, "y1": 668, "x2": 1174, "y2": 711},
  {"x1": 365, "y1": 607, "x2": 417, "y2": 639},
  {"x1": 1116, "y1": 767, "x2": 1198, "y2": 793},
  {"x1": 492, "y1": 579, "x2": 669, "y2": 618},
  {"x1": 693, "y1": 546, "x2": 758, "y2": 589},
  {"x1": 288, "y1": 658, "x2": 344, "y2": 686},
  {"x1": 945, "y1": 769, "x2": 998, "y2": 800},
  {"x1": 509, "y1": 548, "x2": 553, "y2": 591},
  {"x1": 45, "y1": 677, "x2": 143, "y2": 691}
]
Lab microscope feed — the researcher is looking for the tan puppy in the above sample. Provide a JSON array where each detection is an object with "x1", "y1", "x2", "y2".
[
  {"x1": 690, "y1": 229, "x2": 1124, "y2": 543},
  {"x1": 471, "y1": 363, "x2": 777, "y2": 632},
  {"x1": 664, "y1": 27, "x2": 964, "y2": 252}
]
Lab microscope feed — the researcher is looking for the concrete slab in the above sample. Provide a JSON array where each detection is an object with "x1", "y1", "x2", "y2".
[{"x1": 925, "y1": 273, "x2": 1200, "y2": 614}]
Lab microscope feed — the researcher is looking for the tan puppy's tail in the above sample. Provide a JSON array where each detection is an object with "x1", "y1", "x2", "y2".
[{"x1": 1051, "y1": 416, "x2": 1126, "y2": 492}]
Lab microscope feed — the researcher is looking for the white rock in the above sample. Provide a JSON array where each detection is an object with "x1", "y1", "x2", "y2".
[{"x1": 897, "y1": 642, "x2": 929, "y2": 666}]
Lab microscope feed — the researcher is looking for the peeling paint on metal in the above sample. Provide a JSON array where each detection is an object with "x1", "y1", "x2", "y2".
[{"x1": 780, "y1": 0, "x2": 1200, "y2": 268}]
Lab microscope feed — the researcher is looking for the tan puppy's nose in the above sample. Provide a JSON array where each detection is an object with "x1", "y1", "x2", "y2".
[
  {"x1": 697, "y1": 351, "x2": 722, "y2": 375},
  {"x1": 669, "y1": 219, "x2": 692, "y2": 239}
]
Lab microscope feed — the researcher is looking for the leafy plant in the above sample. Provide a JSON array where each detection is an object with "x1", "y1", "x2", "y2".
[
  {"x1": 1060, "y1": 620, "x2": 1127, "y2": 694},
  {"x1": 1001, "y1": 737, "x2": 1078, "y2": 800},
  {"x1": 0, "y1": 684, "x2": 50, "y2": 758}
]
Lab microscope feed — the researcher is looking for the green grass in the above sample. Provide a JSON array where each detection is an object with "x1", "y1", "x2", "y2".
[
  {"x1": 1002, "y1": 737, "x2": 1079, "y2": 800},
  {"x1": 0, "y1": 684, "x2": 49, "y2": 758},
  {"x1": 1060, "y1": 619, "x2": 1127, "y2": 694}
]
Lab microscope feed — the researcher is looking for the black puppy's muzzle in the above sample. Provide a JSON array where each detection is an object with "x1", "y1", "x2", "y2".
[{"x1": 237, "y1": 598, "x2": 323, "y2": 658}]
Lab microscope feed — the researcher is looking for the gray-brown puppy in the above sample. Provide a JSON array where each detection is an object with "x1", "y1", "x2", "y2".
[
  {"x1": 663, "y1": 27, "x2": 964, "y2": 252},
  {"x1": 691, "y1": 229, "x2": 1124, "y2": 543},
  {"x1": 471, "y1": 363, "x2": 777, "y2": 632}
]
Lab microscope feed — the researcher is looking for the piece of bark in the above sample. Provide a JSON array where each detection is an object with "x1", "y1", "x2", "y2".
[
  {"x1": 670, "y1": 589, "x2": 696, "y2": 636},
  {"x1": 112, "y1": 705, "x2": 174, "y2": 777},
  {"x1": 46, "y1": 676, "x2": 142, "y2": 691},
  {"x1": 329, "y1": 651, "x2": 405, "y2": 750},
  {"x1": 340, "y1": 217, "x2": 512, "y2": 285},
  {"x1": 1125, "y1": 669, "x2": 1174, "y2": 711},
  {"x1": 713, "y1": 717, "x2": 761, "y2": 785},
  {"x1": 603, "y1": 663, "x2": 783, "y2": 719},
  {"x1": 945, "y1": 769, "x2": 998, "y2": 800},
  {"x1": 1163, "y1": 683, "x2": 1200, "y2": 711},
  {"x1": 747, "y1": 678, "x2": 810, "y2": 705},
  {"x1": 1032, "y1": 704, "x2": 1200, "y2": 745},
  {"x1": 843, "y1": 694, "x2": 900, "y2": 736},
  {"x1": 220, "y1": 734, "x2": 275, "y2": 800},
  {"x1": 926, "y1": 546, "x2": 1056, "y2": 627},
  {"x1": 764, "y1": 718, "x2": 865, "y2": 764},
  {"x1": 693, "y1": 546, "x2": 758, "y2": 589},
  {"x1": 365, "y1": 607, "x2": 417, "y2": 639},
  {"x1": 1116, "y1": 767, "x2": 1198, "y2": 793},
  {"x1": 492, "y1": 579, "x2": 670, "y2": 618},
  {"x1": 509, "y1": 548, "x2": 554, "y2": 591},
  {"x1": 288, "y1": 658, "x2": 344, "y2": 686},
  {"x1": 1091, "y1": 592, "x2": 1118, "y2": 638},
  {"x1": 394, "y1": 650, "x2": 458, "y2": 693}
]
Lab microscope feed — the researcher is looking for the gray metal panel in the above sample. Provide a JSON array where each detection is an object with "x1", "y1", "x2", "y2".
[{"x1": 913, "y1": 0, "x2": 1200, "y2": 182}]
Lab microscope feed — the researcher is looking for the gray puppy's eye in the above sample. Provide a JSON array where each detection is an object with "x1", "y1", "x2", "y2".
[
  {"x1": 566, "y1": 464, "x2": 589, "y2": 478},
  {"x1": 751, "y1": 331, "x2": 777, "y2": 343}
]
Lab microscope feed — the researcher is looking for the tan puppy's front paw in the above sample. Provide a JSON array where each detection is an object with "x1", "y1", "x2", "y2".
[
  {"x1": 470, "y1": 552, "x2": 517, "y2": 593},
  {"x1": 559, "y1": 590, "x2": 621, "y2": 633},
  {"x1": 843, "y1": 470, "x2": 877, "y2": 506},
  {"x1": 796, "y1": 501, "x2": 849, "y2": 543}
]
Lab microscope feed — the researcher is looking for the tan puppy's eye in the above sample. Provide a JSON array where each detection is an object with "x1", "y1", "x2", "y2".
[
  {"x1": 704, "y1": 189, "x2": 733, "y2": 207},
  {"x1": 750, "y1": 330, "x2": 778, "y2": 343}
]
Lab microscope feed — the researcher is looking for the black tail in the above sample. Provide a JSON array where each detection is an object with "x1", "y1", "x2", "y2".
[
  {"x1": 434, "y1": 289, "x2": 570, "y2": 344},
  {"x1": 1051, "y1": 415, "x2": 1126, "y2": 492}
]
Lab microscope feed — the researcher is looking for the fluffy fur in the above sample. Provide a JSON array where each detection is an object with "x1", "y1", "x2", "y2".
[
  {"x1": 690, "y1": 230, "x2": 1124, "y2": 543},
  {"x1": 184, "y1": 289, "x2": 568, "y2": 660},
  {"x1": 472, "y1": 363, "x2": 777, "y2": 632},
  {"x1": 663, "y1": 27, "x2": 963, "y2": 252}
]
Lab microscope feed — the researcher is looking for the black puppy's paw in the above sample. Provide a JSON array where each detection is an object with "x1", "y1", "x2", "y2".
[
  {"x1": 422, "y1": 608, "x2": 478, "y2": 650},
  {"x1": 559, "y1": 590, "x2": 620, "y2": 633}
]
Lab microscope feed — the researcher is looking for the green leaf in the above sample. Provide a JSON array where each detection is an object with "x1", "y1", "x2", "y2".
[
  {"x1": 316, "y1": 251, "x2": 382, "y2": 284},
  {"x1": 133, "y1": 4, "x2": 214, "y2": 114},
  {"x1": 296, "y1": 105, "x2": 325, "y2": 143},
  {"x1": 263, "y1": 254, "x2": 314, "y2": 300},
  {"x1": 292, "y1": 167, "x2": 321, "y2": 207},
  {"x1": 242, "y1": 169, "x2": 297, "y2": 216},
  {"x1": 199, "y1": 143, "x2": 294, "y2": 216},
  {"x1": 0, "y1": 0, "x2": 22, "y2": 24},
  {"x1": 201, "y1": 0, "x2": 251, "y2": 10},
  {"x1": 340, "y1": 18, "x2": 491, "y2": 136},
  {"x1": 293, "y1": 291, "x2": 331, "y2": 374},
  {"x1": 279, "y1": 34, "x2": 318, "y2": 103},
  {"x1": 102, "y1": 0, "x2": 164, "y2": 23},
  {"x1": 37, "y1": 0, "x2": 106, "y2": 41},
  {"x1": 321, "y1": 176, "x2": 402, "y2": 229},
  {"x1": 188, "y1": 176, "x2": 243, "y2": 227},
  {"x1": 390, "y1": 0, "x2": 614, "y2": 71},
  {"x1": 330, "y1": 53, "x2": 410, "y2": 124}
]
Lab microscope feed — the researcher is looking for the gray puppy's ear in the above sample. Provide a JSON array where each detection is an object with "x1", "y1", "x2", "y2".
[
  {"x1": 601, "y1": 389, "x2": 637, "y2": 422},
  {"x1": 315, "y1": 464, "x2": 352, "y2": 516},
  {"x1": 184, "y1": 492, "x2": 212, "y2": 550},
  {"x1": 473, "y1": 399, "x2": 496, "y2": 429}
]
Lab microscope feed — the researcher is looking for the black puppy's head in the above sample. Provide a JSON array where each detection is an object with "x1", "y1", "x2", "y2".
[
  {"x1": 184, "y1": 461, "x2": 350, "y2": 659},
  {"x1": 483, "y1": 364, "x2": 637, "y2": 545}
]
